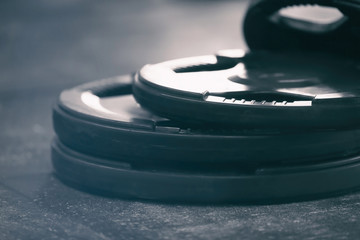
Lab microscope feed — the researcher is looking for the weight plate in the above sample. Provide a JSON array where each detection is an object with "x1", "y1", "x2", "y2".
[
  {"x1": 243, "y1": 0, "x2": 360, "y2": 57},
  {"x1": 133, "y1": 50, "x2": 360, "y2": 129},
  {"x1": 54, "y1": 74, "x2": 360, "y2": 167},
  {"x1": 52, "y1": 138, "x2": 360, "y2": 203}
]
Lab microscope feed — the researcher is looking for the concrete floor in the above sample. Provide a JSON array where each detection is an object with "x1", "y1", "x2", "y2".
[{"x1": 1, "y1": 0, "x2": 360, "y2": 239}]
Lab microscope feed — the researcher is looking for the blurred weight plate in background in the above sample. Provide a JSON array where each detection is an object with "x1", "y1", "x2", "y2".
[{"x1": 243, "y1": 0, "x2": 360, "y2": 56}]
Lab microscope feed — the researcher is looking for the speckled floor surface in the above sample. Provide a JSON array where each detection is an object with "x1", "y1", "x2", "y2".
[{"x1": 1, "y1": 1, "x2": 360, "y2": 239}]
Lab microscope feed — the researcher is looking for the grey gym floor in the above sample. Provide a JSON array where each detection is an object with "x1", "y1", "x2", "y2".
[{"x1": 1, "y1": 0, "x2": 360, "y2": 239}]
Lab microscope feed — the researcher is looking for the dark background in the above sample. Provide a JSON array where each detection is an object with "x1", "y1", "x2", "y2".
[{"x1": 1, "y1": 0, "x2": 360, "y2": 239}]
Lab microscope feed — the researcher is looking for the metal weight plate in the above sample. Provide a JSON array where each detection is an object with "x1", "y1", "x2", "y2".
[
  {"x1": 133, "y1": 50, "x2": 360, "y2": 129},
  {"x1": 52, "y1": 138, "x2": 360, "y2": 203},
  {"x1": 243, "y1": 0, "x2": 360, "y2": 56},
  {"x1": 53, "y1": 74, "x2": 360, "y2": 168}
]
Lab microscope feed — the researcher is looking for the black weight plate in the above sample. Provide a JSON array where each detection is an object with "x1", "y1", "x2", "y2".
[
  {"x1": 133, "y1": 50, "x2": 360, "y2": 129},
  {"x1": 243, "y1": 0, "x2": 360, "y2": 57},
  {"x1": 54, "y1": 74, "x2": 360, "y2": 168},
  {"x1": 52, "y1": 138, "x2": 360, "y2": 203}
]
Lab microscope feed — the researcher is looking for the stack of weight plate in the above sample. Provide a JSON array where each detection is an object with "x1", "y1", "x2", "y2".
[{"x1": 51, "y1": 0, "x2": 360, "y2": 203}]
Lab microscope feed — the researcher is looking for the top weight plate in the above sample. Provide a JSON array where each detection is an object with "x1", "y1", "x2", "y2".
[
  {"x1": 243, "y1": 0, "x2": 360, "y2": 57},
  {"x1": 133, "y1": 50, "x2": 360, "y2": 129}
]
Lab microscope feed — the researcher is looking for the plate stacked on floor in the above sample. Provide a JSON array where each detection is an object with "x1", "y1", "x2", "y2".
[{"x1": 51, "y1": 0, "x2": 360, "y2": 203}]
